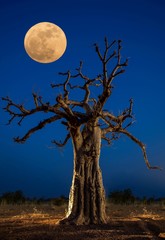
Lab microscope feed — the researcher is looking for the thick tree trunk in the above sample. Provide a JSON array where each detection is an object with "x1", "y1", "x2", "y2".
[{"x1": 59, "y1": 125, "x2": 107, "y2": 225}]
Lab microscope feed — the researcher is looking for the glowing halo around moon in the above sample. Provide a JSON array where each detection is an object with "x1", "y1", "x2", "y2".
[{"x1": 24, "y1": 22, "x2": 67, "y2": 63}]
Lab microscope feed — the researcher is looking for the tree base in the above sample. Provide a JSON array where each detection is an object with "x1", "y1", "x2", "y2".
[{"x1": 58, "y1": 215, "x2": 107, "y2": 225}]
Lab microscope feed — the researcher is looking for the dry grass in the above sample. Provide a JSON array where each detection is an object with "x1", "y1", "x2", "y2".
[{"x1": 0, "y1": 202, "x2": 165, "y2": 239}]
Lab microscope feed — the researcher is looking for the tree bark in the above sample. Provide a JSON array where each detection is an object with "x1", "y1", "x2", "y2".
[{"x1": 59, "y1": 124, "x2": 107, "y2": 225}]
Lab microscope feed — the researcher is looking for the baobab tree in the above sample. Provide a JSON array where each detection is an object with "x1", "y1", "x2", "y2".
[{"x1": 2, "y1": 38, "x2": 159, "y2": 225}]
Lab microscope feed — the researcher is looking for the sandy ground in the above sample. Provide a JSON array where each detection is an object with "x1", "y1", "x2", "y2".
[{"x1": 0, "y1": 203, "x2": 165, "y2": 240}]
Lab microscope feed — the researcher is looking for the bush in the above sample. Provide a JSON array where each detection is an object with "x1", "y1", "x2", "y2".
[
  {"x1": 108, "y1": 188, "x2": 135, "y2": 204},
  {"x1": 0, "y1": 190, "x2": 25, "y2": 204}
]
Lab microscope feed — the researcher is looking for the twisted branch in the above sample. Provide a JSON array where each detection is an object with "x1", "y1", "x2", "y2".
[
  {"x1": 52, "y1": 133, "x2": 71, "y2": 147},
  {"x1": 14, "y1": 115, "x2": 62, "y2": 143},
  {"x1": 101, "y1": 98, "x2": 134, "y2": 135},
  {"x1": 119, "y1": 129, "x2": 161, "y2": 170},
  {"x1": 51, "y1": 61, "x2": 102, "y2": 113},
  {"x1": 2, "y1": 96, "x2": 66, "y2": 126}
]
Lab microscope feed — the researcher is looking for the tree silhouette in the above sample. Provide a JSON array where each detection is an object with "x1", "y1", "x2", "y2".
[{"x1": 2, "y1": 38, "x2": 160, "y2": 225}]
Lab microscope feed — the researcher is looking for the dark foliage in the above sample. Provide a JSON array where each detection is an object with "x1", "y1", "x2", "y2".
[
  {"x1": 0, "y1": 189, "x2": 164, "y2": 205},
  {"x1": 0, "y1": 190, "x2": 25, "y2": 204},
  {"x1": 108, "y1": 188, "x2": 135, "y2": 204},
  {"x1": 108, "y1": 188, "x2": 165, "y2": 205},
  {"x1": 0, "y1": 190, "x2": 68, "y2": 206}
]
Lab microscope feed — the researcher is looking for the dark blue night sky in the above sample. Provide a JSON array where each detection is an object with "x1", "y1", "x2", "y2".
[{"x1": 0, "y1": 0, "x2": 165, "y2": 199}]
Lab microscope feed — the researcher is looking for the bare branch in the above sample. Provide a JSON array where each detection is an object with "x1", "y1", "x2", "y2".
[
  {"x1": 107, "y1": 39, "x2": 117, "y2": 50},
  {"x1": 101, "y1": 98, "x2": 134, "y2": 129},
  {"x1": 2, "y1": 96, "x2": 67, "y2": 126},
  {"x1": 102, "y1": 39, "x2": 117, "y2": 87},
  {"x1": 102, "y1": 135, "x2": 111, "y2": 145},
  {"x1": 56, "y1": 94, "x2": 77, "y2": 117},
  {"x1": 2, "y1": 96, "x2": 30, "y2": 125},
  {"x1": 51, "y1": 82, "x2": 64, "y2": 88},
  {"x1": 111, "y1": 132, "x2": 120, "y2": 141},
  {"x1": 32, "y1": 93, "x2": 38, "y2": 107},
  {"x1": 14, "y1": 115, "x2": 62, "y2": 143},
  {"x1": 94, "y1": 43, "x2": 103, "y2": 61},
  {"x1": 105, "y1": 51, "x2": 116, "y2": 64},
  {"x1": 102, "y1": 132, "x2": 120, "y2": 146},
  {"x1": 100, "y1": 111, "x2": 118, "y2": 124},
  {"x1": 123, "y1": 120, "x2": 135, "y2": 130},
  {"x1": 107, "y1": 41, "x2": 128, "y2": 87},
  {"x1": 51, "y1": 61, "x2": 101, "y2": 114},
  {"x1": 128, "y1": 98, "x2": 133, "y2": 115},
  {"x1": 103, "y1": 37, "x2": 109, "y2": 61},
  {"x1": 52, "y1": 133, "x2": 70, "y2": 147},
  {"x1": 117, "y1": 40, "x2": 122, "y2": 64},
  {"x1": 113, "y1": 69, "x2": 125, "y2": 77},
  {"x1": 117, "y1": 98, "x2": 134, "y2": 123},
  {"x1": 51, "y1": 71, "x2": 71, "y2": 101},
  {"x1": 103, "y1": 38, "x2": 117, "y2": 61},
  {"x1": 119, "y1": 129, "x2": 161, "y2": 170}
]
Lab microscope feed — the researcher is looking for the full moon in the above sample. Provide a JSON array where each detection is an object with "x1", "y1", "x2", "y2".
[{"x1": 24, "y1": 22, "x2": 67, "y2": 63}]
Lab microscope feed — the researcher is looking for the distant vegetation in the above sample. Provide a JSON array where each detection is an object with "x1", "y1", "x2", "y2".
[
  {"x1": 0, "y1": 189, "x2": 164, "y2": 205},
  {"x1": 0, "y1": 190, "x2": 68, "y2": 206},
  {"x1": 108, "y1": 188, "x2": 135, "y2": 204},
  {"x1": 108, "y1": 188, "x2": 165, "y2": 205},
  {"x1": 0, "y1": 190, "x2": 26, "y2": 205}
]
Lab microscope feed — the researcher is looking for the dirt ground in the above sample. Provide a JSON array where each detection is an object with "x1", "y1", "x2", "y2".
[{"x1": 0, "y1": 203, "x2": 165, "y2": 240}]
